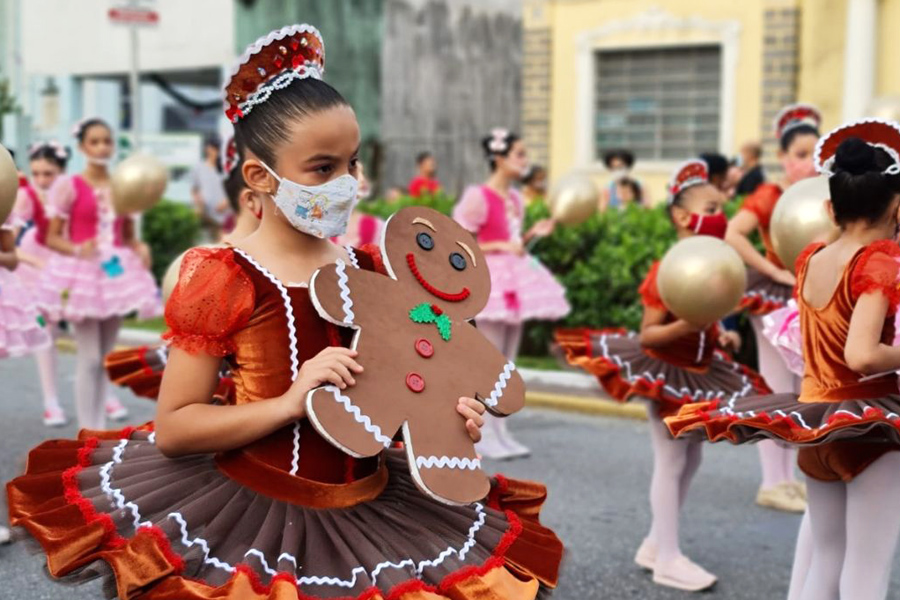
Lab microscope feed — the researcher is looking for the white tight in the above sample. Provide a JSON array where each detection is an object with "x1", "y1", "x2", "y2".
[
  {"x1": 646, "y1": 404, "x2": 703, "y2": 564},
  {"x1": 750, "y1": 315, "x2": 799, "y2": 488},
  {"x1": 32, "y1": 324, "x2": 60, "y2": 411},
  {"x1": 477, "y1": 320, "x2": 524, "y2": 440},
  {"x1": 796, "y1": 451, "x2": 900, "y2": 600},
  {"x1": 72, "y1": 317, "x2": 122, "y2": 430}
]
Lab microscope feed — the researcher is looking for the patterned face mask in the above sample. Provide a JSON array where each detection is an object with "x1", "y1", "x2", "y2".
[{"x1": 260, "y1": 161, "x2": 358, "y2": 239}]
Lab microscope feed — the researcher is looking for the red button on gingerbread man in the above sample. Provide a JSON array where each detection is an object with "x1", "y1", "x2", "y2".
[{"x1": 306, "y1": 206, "x2": 525, "y2": 505}]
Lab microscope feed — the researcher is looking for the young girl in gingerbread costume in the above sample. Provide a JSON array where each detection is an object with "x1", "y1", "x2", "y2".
[
  {"x1": 668, "y1": 119, "x2": 900, "y2": 600},
  {"x1": 726, "y1": 103, "x2": 824, "y2": 512},
  {"x1": 7, "y1": 24, "x2": 563, "y2": 600},
  {"x1": 454, "y1": 129, "x2": 569, "y2": 459},
  {"x1": 556, "y1": 159, "x2": 770, "y2": 593}
]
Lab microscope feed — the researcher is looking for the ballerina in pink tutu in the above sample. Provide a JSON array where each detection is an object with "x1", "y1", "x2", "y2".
[
  {"x1": 0, "y1": 210, "x2": 51, "y2": 360},
  {"x1": 454, "y1": 128, "x2": 570, "y2": 459},
  {"x1": 13, "y1": 141, "x2": 132, "y2": 426},
  {"x1": 39, "y1": 118, "x2": 161, "y2": 430}
]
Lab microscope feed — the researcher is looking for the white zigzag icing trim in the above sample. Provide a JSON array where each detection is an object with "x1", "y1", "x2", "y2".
[
  {"x1": 155, "y1": 345, "x2": 168, "y2": 367},
  {"x1": 334, "y1": 259, "x2": 355, "y2": 325},
  {"x1": 289, "y1": 421, "x2": 301, "y2": 476},
  {"x1": 345, "y1": 246, "x2": 360, "y2": 269},
  {"x1": 325, "y1": 385, "x2": 392, "y2": 446},
  {"x1": 168, "y1": 512, "x2": 237, "y2": 573},
  {"x1": 415, "y1": 456, "x2": 482, "y2": 470},
  {"x1": 599, "y1": 331, "x2": 757, "y2": 403},
  {"x1": 484, "y1": 361, "x2": 516, "y2": 408},
  {"x1": 93, "y1": 433, "x2": 490, "y2": 588}
]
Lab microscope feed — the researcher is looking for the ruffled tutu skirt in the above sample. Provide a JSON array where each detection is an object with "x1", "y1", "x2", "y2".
[
  {"x1": 105, "y1": 345, "x2": 235, "y2": 403},
  {"x1": 761, "y1": 301, "x2": 804, "y2": 378},
  {"x1": 14, "y1": 229, "x2": 55, "y2": 296},
  {"x1": 666, "y1": 392, "x2": 900, "y2": 447},
  {"x1": 7, "y1": 427, "x2": 562, "y2": 600},
  {"x1": 38, "y1": 246, "x2": 162, "y2": 323},
  {"x1": 739, "y1": 266, "x2": 792, "y2": 316},
  {"x1": 556, "y1": 328, "x2": 770, "y2": 418},
  {"x1": 478, "y1": 252, "x2": 569, "y2": 323},
  {"x1": 0, "y1": 267, "x2": 51, "y2": 358}
]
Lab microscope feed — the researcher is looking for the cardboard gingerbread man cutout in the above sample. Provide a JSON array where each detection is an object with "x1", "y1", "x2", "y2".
[{"x1": 307, "y1": 206, "x2": 525, "y2": 505}]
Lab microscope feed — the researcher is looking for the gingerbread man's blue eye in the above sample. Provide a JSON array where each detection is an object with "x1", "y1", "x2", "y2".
[
  {"x1": 417, "y1": 232, "x2": 434, "y2": 251},
  {"x1": 449, "y1": 252, "x2": 467, "y2": 271}
]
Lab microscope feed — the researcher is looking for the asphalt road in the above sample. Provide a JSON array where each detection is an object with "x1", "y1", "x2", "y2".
[{"x1": 1, "y1": 354, "x2": 899, "y2": 599}]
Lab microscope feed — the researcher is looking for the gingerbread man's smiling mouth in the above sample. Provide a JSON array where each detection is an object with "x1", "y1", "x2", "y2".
[{"x1": 405, "y1": 253, "x2": 471, "y2": 302}]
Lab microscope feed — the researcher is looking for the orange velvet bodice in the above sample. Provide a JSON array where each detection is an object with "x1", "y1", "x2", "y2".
[
  {"x1": 740, "y1": 183, "x2": 786, "y2": 270},
  {"x1": 164, "y1": 246, "x2": 379, "y2": 487},
  {"x1": 796, "y1": 241, "x2": 900, "y2": 402},
  {"x1": 639, "y1": 261, "x2": 719, "y2": 370}
]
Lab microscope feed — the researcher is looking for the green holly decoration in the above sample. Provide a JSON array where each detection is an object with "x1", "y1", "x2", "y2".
[
  {"x1": 36, "y1": 315, "x2": 46, "y2": 328},
  {"x1": 409, "y1": 303, "x2": 452, "y2": 341}
]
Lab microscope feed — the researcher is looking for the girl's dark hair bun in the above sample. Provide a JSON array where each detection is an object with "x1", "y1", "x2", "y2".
[{"x1": 834, "y1": 137, "x2": 876, "y2": 175}]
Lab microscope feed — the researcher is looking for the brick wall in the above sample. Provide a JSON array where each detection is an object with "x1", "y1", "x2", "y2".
[
  {"x1": 760, "y1": 2, "x2": 801, "y2": 174},
  {"x1": 521, "y1": 0, "x2": 552, "y2": 170}
]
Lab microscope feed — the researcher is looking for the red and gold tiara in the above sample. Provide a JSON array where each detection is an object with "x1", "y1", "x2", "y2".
[
  {"x1": 668, "y1": 159, "x2": 709, "y2": 203},
  {"x1": 223, "y1": 24, "x2": 325, "y2": 124},
  {"x1": 814, "y1": 118, "x2": 900, "y2": 176},
  {"x1": 774, "y1": 103, "x2": 822, "y2": 140}
]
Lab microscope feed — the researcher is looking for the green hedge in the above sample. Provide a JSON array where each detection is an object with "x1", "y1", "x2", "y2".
[
  {"x1": 356, "y1": 191, "x2": 457, "y2": 219},
  {"x1": 142, "y1": 200, "x2": 200, "y2": 283}
]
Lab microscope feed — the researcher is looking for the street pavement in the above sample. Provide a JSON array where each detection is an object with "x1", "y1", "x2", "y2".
[{"x1": 2, "y1": 353, "x2": 900, "y2": 599}]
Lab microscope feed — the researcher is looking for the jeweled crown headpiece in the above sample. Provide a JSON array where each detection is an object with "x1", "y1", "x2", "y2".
[
  {"x1": 668, "y1": 159, "x2": 709, "y2": 204},
  {"x1": 223, "y1": 24, "x2": 325, "y2": 124},
  {"x1": 774, "y1": 103, "x2": 822, "y2": 140}
]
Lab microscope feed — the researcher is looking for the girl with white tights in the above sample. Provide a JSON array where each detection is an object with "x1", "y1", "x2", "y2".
[
  {"x1": 454, "y1": 129, "x2": 570, "y2": 460},
  {"x1": 727, "y1": 104, "x2": 825, "y2": 513},
  {"x1": 667, "y1": 121, "x2": 900, "y2": 599},
  {"x1": 14, "y1": 142, "x2": 130, "y2": 426},
  {"x1": 558, "y1": 160, "x2": 773, "y2": 592},
  {"x1": 41, "y1": 118, "x2": 161, "y2": 430}
]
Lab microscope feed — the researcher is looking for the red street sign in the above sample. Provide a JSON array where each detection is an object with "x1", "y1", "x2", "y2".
[{"x1": 108, "y1": 8, "x2": 159, "y2": 25}]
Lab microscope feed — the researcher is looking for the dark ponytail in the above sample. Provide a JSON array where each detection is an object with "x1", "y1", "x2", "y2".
[{"x1": 829, "y1": 137, "x2": 900, "y2": 225}]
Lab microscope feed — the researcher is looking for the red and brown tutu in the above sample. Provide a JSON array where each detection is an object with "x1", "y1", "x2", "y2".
[
  {"x1": 105, "y1": 344, "x2": 235, "y2": 404},
  {"x1": 556, "y1": 328, "x2": 770, "y2": 418},
  {"x1": 7, "y1": 425, "x2": 562, "y2": 599},
  {"x1": 665, "y1": 391, "x2": 900, "y2": 447},
  {"x1": 739, "y1": 266, "x2": 793, "y2": 315}
]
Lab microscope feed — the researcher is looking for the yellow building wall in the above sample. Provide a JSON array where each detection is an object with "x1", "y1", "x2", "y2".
[
  {"x1": 878, "y1": 0, "x2": 900, "y2": 97},
  {"x1": 546, "y1": 0, "x2": 770, "y2": 203},
  {"x1": 797, "y1": 0, "x2": 846, "y2": 130}
]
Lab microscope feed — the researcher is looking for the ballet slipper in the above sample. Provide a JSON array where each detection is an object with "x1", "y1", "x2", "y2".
[
  {"x1": 42, "y1": 406, "x2": 67, "y2": 427},
  {"x1": 634, "y1": 538, "x2": 657, "y2": 570},
  {"x1": 652, "y1": 555, "x2": 717, "y2": 592},
  {"x1": 756, "y1": 482, "x2": 806, "y2": 513}
]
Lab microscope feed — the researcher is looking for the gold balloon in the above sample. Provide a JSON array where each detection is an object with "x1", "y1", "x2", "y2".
[
  {"x1": 161, "y1": 243, "x2": 223, "y2": 302},
  {"x1": 771, "y1": 176, "x2": 839, "y2": 272},
  {"x1": 110, "y1": 154, "x2": 168, "y2": 215},
  {"x1": 548, "y1": 174, "x2": 599, "y2": 225},
  {"x1": 658, "y1": 236, "x2": 747, "y2": 326},
  {"x1": 0, "y1": 144, "x2": 18, "y2": 225}
]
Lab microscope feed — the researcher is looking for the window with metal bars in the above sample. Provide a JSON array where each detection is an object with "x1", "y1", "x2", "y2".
[{"x1": 594, "y1": 45, "x2": 722, "y2": 162}]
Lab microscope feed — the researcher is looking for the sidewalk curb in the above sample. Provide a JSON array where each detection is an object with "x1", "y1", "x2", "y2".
[{"x1": 526, "y1": 391, "x2": 647, "y2": 420}]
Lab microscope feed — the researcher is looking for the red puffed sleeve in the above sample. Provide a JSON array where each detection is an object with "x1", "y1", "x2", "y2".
[
  {"x1": 638, "y1": 262, "x2": 666, "y2": 310},
  {"x1": 740, "y1": 183, "x2": 782, "y2": 229},
  {"x1": 850, "y1": 240, "x2": 900, "y2": 312},
  {"x1": 358, "y1": 243, "x2": 388, "y2": 275},
  {"x1": 162, "y1": 247, "x2": 255, "y2": 356}
]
